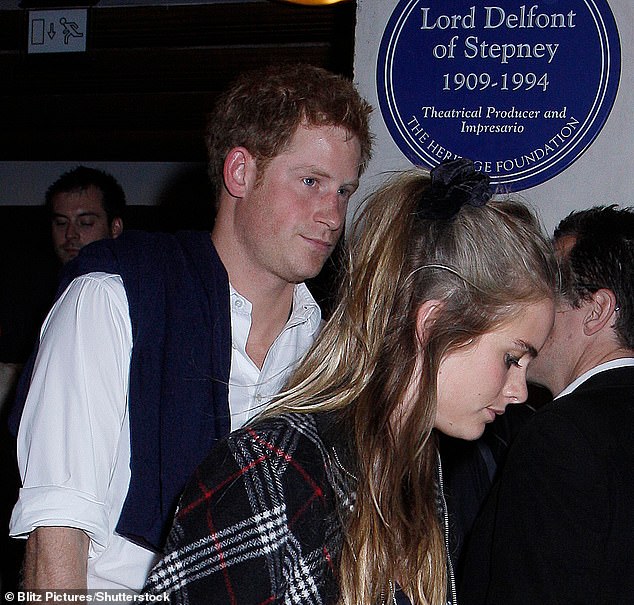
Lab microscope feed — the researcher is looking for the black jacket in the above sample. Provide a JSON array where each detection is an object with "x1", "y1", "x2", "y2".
[{"x1": 460, "y1": 366, "x2": 634, "y2": 605}]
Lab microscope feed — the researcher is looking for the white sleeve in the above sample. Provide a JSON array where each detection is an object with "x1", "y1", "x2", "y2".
[{"x1": 10, "y1": 273, "x2": 133, "y2": 551}]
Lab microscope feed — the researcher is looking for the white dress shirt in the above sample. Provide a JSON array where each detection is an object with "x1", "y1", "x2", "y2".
[
  {"x1": 228, "y1": 283, "x2": 321, "y2": 429},
  {"x1": 10, "y1": 272, "x2": 321, "y2": 590}
]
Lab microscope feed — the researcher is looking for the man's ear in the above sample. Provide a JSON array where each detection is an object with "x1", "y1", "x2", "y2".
[
  {"x1": 110, "y1": 218, "x2": 123, "y2": 239},
  {"x1": 222, "y1": 147, "x2": 253, "y2": 198},
  {"x1": 416, "y1": 299, "x2": 444, "y2": 345},
  {"x1": 583, "y1": 288, "x2": 618, "y2": 336}
]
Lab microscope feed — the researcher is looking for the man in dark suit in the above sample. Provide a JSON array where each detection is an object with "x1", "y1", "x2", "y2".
[{"x1": 460, "y1": 205, "x2": 634, "y2": 604}]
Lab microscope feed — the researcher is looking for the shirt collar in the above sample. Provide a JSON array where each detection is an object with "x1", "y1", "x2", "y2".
[
  {"x1": 556, "y1": 357, "x2": 634, "y2": 399},
  {"x1": 291, "y1": 282, "x2": 321, "y2": 330},
  {"x1": 229, "y1": 282, "x2": 322, "y2": 332}
]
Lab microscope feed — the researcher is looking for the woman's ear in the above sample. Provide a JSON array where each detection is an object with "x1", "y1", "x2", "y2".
[{"x1": 415, "y1": 299, "x2": 444, "y2": 345}]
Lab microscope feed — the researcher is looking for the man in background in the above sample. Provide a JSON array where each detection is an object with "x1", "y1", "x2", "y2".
[
  {"x1": 0, "y1": 165, "x2": 125, "y2": 372},
  {"x1": 460, "y1": 205, "x2": 634, "y2": 604},
  {"x1": 46, "y1": 166, "x2": 125, "y2": 264}
]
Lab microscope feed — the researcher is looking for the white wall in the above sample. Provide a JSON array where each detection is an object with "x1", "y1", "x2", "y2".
[
  {"x1": 0, "y1": 161, "x2": 205, "y2": 207},
  {"x1": 353, "y1": 0, "x2": 633, "y2": 234}
]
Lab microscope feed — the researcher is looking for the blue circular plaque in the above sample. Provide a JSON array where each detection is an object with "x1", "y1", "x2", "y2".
[{"x1": 377, "y1": 0, "x2": 621, "y2": 190}]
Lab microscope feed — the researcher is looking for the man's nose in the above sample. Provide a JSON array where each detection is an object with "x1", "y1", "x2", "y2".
[
  {"x1": 315, "y1": 192, "x2": 345, "y2": 231},
  {"x1": 65, "y1": 222, "x2": 80, "y2": 240}
]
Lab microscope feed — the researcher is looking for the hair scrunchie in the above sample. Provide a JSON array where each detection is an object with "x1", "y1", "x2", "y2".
[{"x1": 417, "y1": 158, "x2": 493, "y2": 221}]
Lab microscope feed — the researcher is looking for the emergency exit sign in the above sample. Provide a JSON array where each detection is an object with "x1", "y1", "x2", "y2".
[{"x1": 28, "y1": 9, "x2": 87, "y2": 54}]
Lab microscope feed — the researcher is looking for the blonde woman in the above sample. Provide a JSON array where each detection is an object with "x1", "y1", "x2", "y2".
[{"x1": 145, "y1": 159, "x2": 557, "y2": 605}]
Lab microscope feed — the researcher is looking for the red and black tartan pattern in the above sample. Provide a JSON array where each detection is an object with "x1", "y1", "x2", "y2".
[{"x1": 144, "y1": 413, "x2": 352, "y2": 604}]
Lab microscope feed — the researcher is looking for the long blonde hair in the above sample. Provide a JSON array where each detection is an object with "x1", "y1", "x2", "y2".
[{"x1": 262, "y1": 166, "x2": 557, "y2": 604}]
